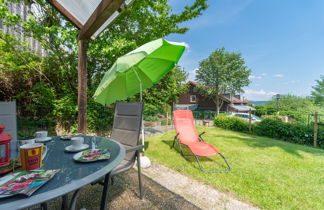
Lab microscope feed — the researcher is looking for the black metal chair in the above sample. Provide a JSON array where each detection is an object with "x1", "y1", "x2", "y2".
[{"x1": 99, "y1": 102, "x2": 144, "y2": 207}]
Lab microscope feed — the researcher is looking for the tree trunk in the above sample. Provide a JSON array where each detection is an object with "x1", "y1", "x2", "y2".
[{"x1": 214, "y1": 94, "x2": 220, "y2": 115}]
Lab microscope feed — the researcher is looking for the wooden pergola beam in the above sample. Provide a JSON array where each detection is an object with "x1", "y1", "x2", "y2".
[
  {"x1": 77, "y1": 40, "x2": 88, "y2": 134},
  {"x1": 78, "y1": 0, "x2": 125, "y2": 40},
  {"x1": 46, "y1": 0, "x2": 131, "y2": 134},
  {"x1": 47, "y1": 0, "x2": 83, "y2": 29}
]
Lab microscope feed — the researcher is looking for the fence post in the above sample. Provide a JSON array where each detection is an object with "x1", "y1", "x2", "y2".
[
  {"x1": 165, "y1": 105, "x2": 168, "y2": 132},
  {"x1": 314, "y1": 112, "x2": 318, "y2": 147},
  {"x1": 249, "y1": 109, "x2": 252, "y2": 133}
]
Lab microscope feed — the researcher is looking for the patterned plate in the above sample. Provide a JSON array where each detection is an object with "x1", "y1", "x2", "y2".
[{"x1": 73, "y1": 149, "x2": 110, "y2": 162}]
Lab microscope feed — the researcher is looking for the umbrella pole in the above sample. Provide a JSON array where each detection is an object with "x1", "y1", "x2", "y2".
[
  {"x1": 133, "y1": 70, "x2": 151, "y2": 168},
  {"x1": 134, "y1": 70, "x2": 145, "y2": 151}
]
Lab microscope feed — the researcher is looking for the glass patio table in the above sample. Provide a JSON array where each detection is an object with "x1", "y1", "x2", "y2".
[{"x1": 0, "y1": 136, "x2": 125, "y2": 210}]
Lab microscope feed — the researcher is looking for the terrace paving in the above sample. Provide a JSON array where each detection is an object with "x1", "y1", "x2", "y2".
[{"x1": 43, "y1": 163, "x2": 257, "y2": 210}]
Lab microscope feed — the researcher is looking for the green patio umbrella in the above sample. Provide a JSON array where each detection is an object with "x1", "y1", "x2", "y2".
[
  {"x1": 93, "y1": 38, "x2": 186, "y2": 105},
  {"x1": 94, "y1": 38, "x2": 185, "y2": 167}
]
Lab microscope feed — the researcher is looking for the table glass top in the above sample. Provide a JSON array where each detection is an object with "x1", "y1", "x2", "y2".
[{"x1": 0, "y1": 136, "x2": 124, "y2": 208}]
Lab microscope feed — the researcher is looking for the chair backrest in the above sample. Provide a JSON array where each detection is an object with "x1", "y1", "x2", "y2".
[
  {"x1": 0, "y1": 101, "x2": 17, "y2": 158},
  {"x1": 173, "y1": 110, "x2": 199, "y2": 144},
  {"x1": 111, "y1": 102, "x2": 143, "y2": 162}
]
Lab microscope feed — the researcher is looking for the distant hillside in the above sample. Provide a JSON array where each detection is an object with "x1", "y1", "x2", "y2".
[{"x1": 249, "y1": 101, "x2": 269, "y2": 105}]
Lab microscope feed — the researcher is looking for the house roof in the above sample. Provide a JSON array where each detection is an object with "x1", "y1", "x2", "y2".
[{"x1": 188, "y1": 81, "x2": 249, "y2": 104}]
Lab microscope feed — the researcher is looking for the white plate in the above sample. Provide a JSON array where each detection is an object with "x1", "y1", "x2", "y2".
[
  {"x1": 65, "y1": 144, "x2": 89, "y2": 153},
  {"x1": 35, "y1": 137, "x2": 52, "y2": 143}
]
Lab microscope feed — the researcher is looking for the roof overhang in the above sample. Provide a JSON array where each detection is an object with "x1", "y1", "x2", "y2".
[
  {"x1": 229, "y1": 105, "x2": 256, "y2": 112},
  {"x1": 47, "y1": 0, "x2": 134, "y2": 40}
]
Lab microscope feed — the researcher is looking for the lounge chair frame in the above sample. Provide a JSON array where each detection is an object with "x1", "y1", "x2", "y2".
[{"x1": 171, "y1": 132, "x2": 231, "y2": 173}]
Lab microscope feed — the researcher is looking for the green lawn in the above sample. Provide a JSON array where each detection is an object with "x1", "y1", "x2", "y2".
[{"x1": 145, "y1": 126, "x2": 324, "y2": 209}]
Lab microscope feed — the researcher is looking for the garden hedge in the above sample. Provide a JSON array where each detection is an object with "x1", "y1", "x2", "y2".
[{"x1": 214, "y1": 116, "x2": 324, "y2": 149}]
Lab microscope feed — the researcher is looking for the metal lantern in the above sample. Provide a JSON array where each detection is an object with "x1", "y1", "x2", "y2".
[{"x1": 0, "y1": 124, "x2": 12, "y2": 167}]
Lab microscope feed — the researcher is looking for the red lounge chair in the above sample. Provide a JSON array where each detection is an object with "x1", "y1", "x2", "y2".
[{"x1": 172, "y1": 110, "x2": 231, "y2": 173}]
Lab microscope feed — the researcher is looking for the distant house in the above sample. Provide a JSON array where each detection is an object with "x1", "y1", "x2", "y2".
[{"x1": 176, "y1": 81, "x2": 255, "y2": 113}]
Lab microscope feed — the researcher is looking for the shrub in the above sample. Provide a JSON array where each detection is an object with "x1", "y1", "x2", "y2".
[
  {"x1": 144, "y1": 115, "x2": 159, "y2": 122},
  {"x1": 214, "y1": 116, "x2": 324, "y2": 148},
  {"x1": 143, "y1": 104, "x2": 160, "y2": 117},
  {"x1": 161, "y1": 119, "x2": 173, "y2": 125},
  {"x1": 214, "y1": 115, "x2": 249, "y2": 132},
  {"x1": 193, "y1": 111, "x2": 216, "y2": 120}
]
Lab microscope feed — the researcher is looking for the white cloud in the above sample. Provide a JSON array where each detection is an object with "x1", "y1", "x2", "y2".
[
  {"x1": 249, "y1": 75, "x2": 262, "y2": 79},
  {"x1": 273, "y1": 74, "x2": 284, "y2": 78},
  {"x1": 243, "y1": 89, "x2": 277, "y2": 101},
  {"x1": 188, "y1": 68, "x2": 199, "y2": 81},
  {"x1": 261, "y1": 73, "x2": 268, "y2": 77}
]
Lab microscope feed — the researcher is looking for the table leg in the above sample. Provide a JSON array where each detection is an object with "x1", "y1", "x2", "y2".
[
  {"x1": 61, "y1": 195, "x2": 69, "y2": 210},
  {"x1": 69, "y1": 189, "x2": 80, "y2": 210},
  {"x1": 41, "y1": 202, "x2": 48, "y2": 210},
  {"x1": 100, "y1": 172, "x2": 111, "y2": 210}
]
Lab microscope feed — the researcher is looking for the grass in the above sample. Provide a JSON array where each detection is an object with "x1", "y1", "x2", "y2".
[{"x1": 145, "y1": 126, "x2": 324, "y2": 209}]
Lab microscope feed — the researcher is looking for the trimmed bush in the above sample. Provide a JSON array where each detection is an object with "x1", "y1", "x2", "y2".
[
  {"x1": 254, "y1": 118, "x2": 324, "y2": 148},
  {"x1": 214, "y1": 116, "x2": 324, "y2": 149},
  {"x1": 214, "y1": 115, "x2": 249, "y2": 132}
]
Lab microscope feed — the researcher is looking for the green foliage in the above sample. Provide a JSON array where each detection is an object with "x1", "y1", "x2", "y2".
[
  {"x1": 214, "y1": 116, "x2": 324, "y2": 149},
  {"x1": 161, "y1": 119, "x2": 173, "y2": 125},
  {"x1": 255, "y1": 94, "x2": 324, "y2": 123},
  {"x1": 192, "y1": 110, "x2": 216, "y2": 120},
  {"x1": 254, "y1": 105, "x2": 271, "y2": 116},
  {"x1": 143, "y1": 66, "x2": 188, "y2": 107},
  {"x1": 143, "y1": 104, "x2": 160, "y2": 117},
  {"x1": 87, "y1": 99, "x2": 114, "y2": 132},
  {"x1": 146, "y1": 127, "x2": 324, "y2": 209},
  {"x1": 311, "y1": 75, "x2": 324, "y2": 106},
  {"x1": 144, "y1": 115, "x2": 159, "y2": 122},
  {"x1": 254, "y1": 118, "x2": 324, "y2": 148},
  {"x1": 0, "y1": 0, "x2": 207, "y2": 132},
  {"x1": 195, "y1": 47, "x2": 251, "y2": 114},
  {"x1": 214, "y1": 115, "x2": 249, "y2": 132}
]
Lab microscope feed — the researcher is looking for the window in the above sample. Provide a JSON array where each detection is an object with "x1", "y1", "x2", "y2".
[{"x1": 190, "y1": 95, "x2": 197, "y2": 103}]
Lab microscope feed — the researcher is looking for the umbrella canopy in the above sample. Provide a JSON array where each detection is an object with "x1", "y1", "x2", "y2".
[{"x1": 93, "y1": 38, "x2": 186, "y2": 105}]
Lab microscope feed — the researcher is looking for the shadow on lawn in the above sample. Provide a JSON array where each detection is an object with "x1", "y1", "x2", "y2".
[
  {"x1": 214, "y1": 133, "x2": 324, "y2": 158},
  {"x1": 161, "y1": 140, "x2": 230, "y2": 171}
]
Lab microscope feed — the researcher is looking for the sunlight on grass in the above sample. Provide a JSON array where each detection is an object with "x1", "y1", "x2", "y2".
[{"x1": 145, "y1": 126, "x2": 324, "y2": 209}]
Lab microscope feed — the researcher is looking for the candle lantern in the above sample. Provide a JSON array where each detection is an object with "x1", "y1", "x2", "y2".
[{"x1": 0, "y1": 124, "x2": 12, "y2": 167}]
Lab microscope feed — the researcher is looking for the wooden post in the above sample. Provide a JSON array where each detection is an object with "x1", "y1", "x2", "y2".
[
  {"x1": 77, "y1": 39, "x2": 88, "y2": 134},
  {"x1": 249, "y1": 108, "x2": 252, "y2": 133},
  {"x1": 165, "y1": 104, "x2": 169, "y2": 131},
  {"x1": 313, "y1": 112, "x2": 318, "y2": 147}
]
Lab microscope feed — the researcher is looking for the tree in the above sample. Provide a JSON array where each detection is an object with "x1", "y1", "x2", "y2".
[
  {"x1": 256, "y1": 94, "x2": 324, "y2": 123},
  {"x1": 143, "y1": 65, "x2": 188, "y2": 126},
  {"x1": 0, "y1": 0, "x2": 207, "y2": 131},
  {"x1": 311, "y1": 75, "x2": 324, "y2": 106},
  {"x1": 195, "y1": 48, "x2": 251, "y2": 114}
]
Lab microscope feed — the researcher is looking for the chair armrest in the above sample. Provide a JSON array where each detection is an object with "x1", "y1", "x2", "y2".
[
  {"x1": 198, "y1": 131, "x2": 206, "y2": 142},
  {"x1": 126, "y1": 145, "x2": 144, "y2": 153}
]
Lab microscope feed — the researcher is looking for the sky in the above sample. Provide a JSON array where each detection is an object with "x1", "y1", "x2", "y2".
[{"x1": 166, "y1": 0, "x2": 324, "y2": 101}]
